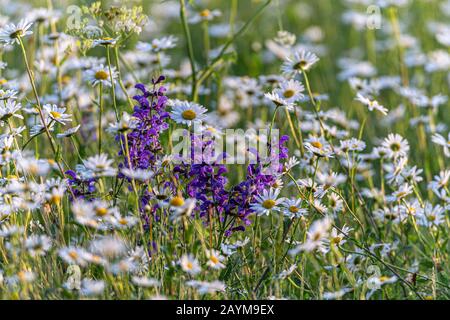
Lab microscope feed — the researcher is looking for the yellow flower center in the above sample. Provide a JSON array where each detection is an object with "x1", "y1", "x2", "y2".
[
  {"x1": 210, "y1": 255, "x2": 219, "y2": 264},
  {"x1": 186, "y1": 262, "x2": 193, "y2": 269},
  {"x1": 294, "y1": 60, "x2": 307, "y2": 70},
  {"x1": 200, "y1": 9, "x2": 211, "y2": 17},
  {"x1": 283, "y1": 89, "x2": 295, "y2": 99},
  {"x1": 311, "y1": 141, "x2": 323, "y2": 149},
  {"x1": 50, "y1": 111, "x2": 61, "y2": 119},
  {"x1": 68, "y1": 251, "x2": 78, "y2": 259},
  {"x1": 96, "y1": 207, "x2": 108, "y2": 217},
  {"x1": 95, "y1": 70, "x2": 109, "y2": 80},
  {"x1": 396, "y1": 191, "x2": 407, "y2": 198},
  {"x1": 17, "y1": 271, "x2": 26, "y2": 281},
  {"x1": 332, "y1": 236, "x2": 342, "y2": 244},
  {"x1": 50, "y1": 194, "x2": 61, "y2": 205},
  {"x1": 262, "y1": 199, "x2": 276, "y2": 209},
  {"x1": 29, "y1": 164, "x2": 39, "y2": 175},
  {"x1": 182, "y1": 109, "x2": 197, "y2": 120},
  {"x1": 272, "y1": 181, "x2": 281, "y2": 188},
  {"x1": 390, "y1": 142, "x2": 401, "y2": 152},
  {"x1": 91, "y1": 255, "x2": 102, "y2": 264},
  {"x1": 170, "y1": 196, "x2": 185, "y2": 207},
  {"x1": 312, "y1": 232, "x2": 321, "y2": 241},
  {"x1": 62, "y1": 75, "x2": 71, "y2": 84},
  {"x1": 0, "y1": 79, "x2": 7, "y2": 85},
  {"x1": 10, "y1": 29, "x2": 24, "y2": 39},
  {"x1": 96, "y1": 163, "x2": 106, "y2": 169},
  {"x1": 289, "y1": 206, "x2": 299, "y2": 213}
]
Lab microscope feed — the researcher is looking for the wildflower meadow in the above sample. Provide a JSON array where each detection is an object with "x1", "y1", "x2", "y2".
[{"x1": 0, "y1": 0, "x2": 450, "y2": 301}]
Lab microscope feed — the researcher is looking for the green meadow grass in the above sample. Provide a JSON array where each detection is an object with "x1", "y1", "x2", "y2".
[{"x1": 0, "y1": 0, "x2": 449, "y2": 300}]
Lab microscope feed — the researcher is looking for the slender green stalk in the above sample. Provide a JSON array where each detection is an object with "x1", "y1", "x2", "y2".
[
  {"x1": 106, "y1": 46, "x2": 119, "y2": 121},
  {"x1": 98, "y1": 83, "x2": 104, "y2": 155},
  {"x1": 17, "y1": 37, "x2": 71, "y2": 185},
  {"x1": 114, "y1": 46, "x2": 134, "y2": 109},
  {"x1": 195, "y1": 0, "x2": 273, "y2": 97},
  {"x1": 180, "y1": 0, "x2": 197, "y2": 101}
]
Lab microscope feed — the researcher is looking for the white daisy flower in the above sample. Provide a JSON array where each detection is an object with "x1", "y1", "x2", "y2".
[
  {"x1": 43, "y1": 104, "x2": 72, "y2": 125},
  {"x1": 328, "y1": 225, "x2": 352, "y2": 247},
  {"x1": 24, "y1": 235, "x2": 52, "y2": 257},
  {"x1": 120, "y1": 166, "x2": 153, "y2": 181},
  {"x1": 170, "y1": 100, "x2": 207, "y2": 126},
  {"x1": 90, "y1": 236, "x2": 128, "y2": 261},
  {"x1": 431, "y1": 132, "x2": 450, "y2": 157},
  {"x1": 264, "y1": 91, "x2": 294, "y2": 110},
  {"x1": 84, "y1": 64, "x2": 118, "y2": 87},
  {"x1": 281, "y1": 198, "x2": 307, "y2": 219},
  {"x1": 58, "y1": 246, "x2": 90, "y2": 267},
  {"x1": 186, "y1": 280, "x2": 226, "y2": 294},
  {"x1": 132, "y1": 276, "x2": 160, "y2": 288},
  {"x1": 355, "y1": 93, "x2": 388, "y2": 115},
  {"x1": 83, "y1": 153, "x2": 117, "y2": 177},
  {"x1": 250, "y1": 188, "x2": 284, "y2": 216},
  {"x1": 0, "y1": 100, "x2": 23, "y2": 122},
  {"x1": 304, "y1": 136, "x2": 334, "y2": 158},
  {"x1": 45, "y1": 184, "x2": 65, "y2": 205},
  {"x1": 284, "y1": 156, "x2": 300, "y2": 172},
  {"x1": 206, "y1": 249, "x2": 226, "y2": 269},
  {"x1": 107, "y1": 112, "x2": 138, "y2": 133},
  {"x1": 189, "y1": 9, "x2": 222, "y2": 24},
  {"x1": 92, "y1": 37, "x2": 118, "y2": 47},
  {"x1": 417, "y1": 202, "x2": 445, "y2": 227},
  {"x1": 169, "y1": 196, "x2": 197, "y2": 222},
  {"x1": 80, "y1": 279, "x2": 105, "y2": 296},
  {"x1": 428, "y1": 170, "x2": 450, "y2": 195},
  {"x1": 289, "y1": 216, "x2": 332, "y2": 254},
  {"x1": 56, "y1": 125, "x2": 80, "y2": 138},
  {"x1": 275, "y1": 79, "x2": 305, "y2": 103},
  {"x1": 137, "y1": 35, "x2": 178, "y2": 53},
  {"x1": 26, "y1": 8, "x2": 59, "y2": 25},
  {"x1": 339, "y1": 138, "x2": 366, "y2": 153},
  {"x1": 179, "y1": 254, "x2": 201, "y2": 275},
  {"x1": 274, "y1": 264, "x2": 297, "y2": 280},
  {"x1": 109, "y1": 211, "x2": 138, "y2": 230},
  {"x1": 381, "y1": 133, "x2": 410, "y2": 159},
  {"x1": 0, "y1": 19, "x2": 33, "y2": 45},
  {"x1": 281, "y1": 50, "x2": 319, "y2": 75},
  {"x1": 386, "y1": 183, "x2": 413, "y2": 202},
  {"x1": 16, "y1": 156, "x2": 51, "y2": 176},
  {"x1": 0, "y1": 89, "x2": 18, "y2": 100}
]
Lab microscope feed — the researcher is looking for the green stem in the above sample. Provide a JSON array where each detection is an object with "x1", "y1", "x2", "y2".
[
  {"x1": 114, "y1": 46, "x2": 134, "y2": 109},
  {"x1": 98, "y1": 83, "x2": 104, "y2": 155},
  {"x1": 195, "y1": 0, "x2": 273, "y2": 97},
  {"x1": 180, "y1": 0, "x2": 197, "y2": 101},
  {"x1": 18, "y1": 37, "x2": 69, "y2": 182},
  {"x1": 106, "y1": 46, "x2": 119, "y2": 121}
]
